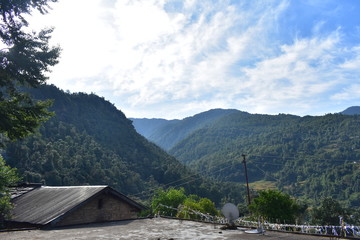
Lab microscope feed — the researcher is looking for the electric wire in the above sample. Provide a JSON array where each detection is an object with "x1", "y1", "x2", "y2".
[
  {"x1": 131, "y1": 158, "x2": 236, "y2": 199},
  {"x1": 130, "y1": 151, "x2": 359, "y2": 200},
  {"x1": 132, "y1": 164, "x2": 233, "y2": 199}
]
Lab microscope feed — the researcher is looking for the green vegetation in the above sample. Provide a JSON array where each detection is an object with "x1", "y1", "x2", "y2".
[
  {"x1": 150, "y1": 187, "x2": 219, "y2": 219},
  {"x1": 0, "y1": 0, "x2": 60, "y2": 142},
  {"x1": 133, "y1": 110, "x2": 360, "y2": 222},
  {"x1": 1, "y1": 0, "x2": 358, "y2": 228},
  {"x1": 0, "y1": 0, "x2": 59, "y2": 222},
  {"x1": 249, "y1": 189, "x2": 301, "y2": 224},
  {"x1": 151, "y1": 188, "x2": 187, "y2": 216},
  {"x1": 4, "y1": 85, "x2": 245, "y2": 205},
  {"x1": 311, "y1": 198, "x2": 354, "y2": 225},
  {"x1": 249, "y1": 180, "x2": 276, "y2": 190},
  {"x1": 161, "y1": 112, "x2": 360, "y2": 208},
  {"x1": 0, "y1": 156, "x2": 19, "y2": 222}
]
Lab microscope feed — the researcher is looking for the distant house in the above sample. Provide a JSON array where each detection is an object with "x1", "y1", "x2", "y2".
[{"x1": 8, "y1": 184, "x2": 146, "y2": 228}]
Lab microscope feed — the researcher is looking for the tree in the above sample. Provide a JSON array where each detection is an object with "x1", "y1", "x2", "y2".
[
  {"x1": 150, "y1": 188, "x2": 219, "y2": 219},
  {"x1": 249, "y1": 189, "x2": 300, "y2": 224},
  {"x1": 0, "y1": 155, "x2": 20, "y2": 223},
  {"x1": 0, "y1": 0, "x2": 59, "y2": 222},
  {"x1": 0, "y1": 0, "x2": 60, "y2": 142},
  {"x1": 311, "y1": 198, "x2": 347, "y2": 225},
  {"x1": 177, "y1": 195, "x2": 219, "y2": 219},
  {"x1": 151, "y1": 187, "x2": 187, "y2": 217}
]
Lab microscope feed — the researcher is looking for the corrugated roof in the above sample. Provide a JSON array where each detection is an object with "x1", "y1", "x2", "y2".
[
  {"x1": 10, "y1": 183, "x2": 42, "y2": 199},
  {"x1": 11, "y1": 186, "x2": 108, "y2": 225}
]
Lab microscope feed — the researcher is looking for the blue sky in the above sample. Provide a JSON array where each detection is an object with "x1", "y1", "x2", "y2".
[{"x1": 28, "y1": 0, "x2": 360, "y2": 119}]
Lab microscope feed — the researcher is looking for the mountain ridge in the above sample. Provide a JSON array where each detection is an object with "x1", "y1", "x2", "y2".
[
  {"x1": 132, "y1": 108, "x2": 360, "y2": 207},
  {"x1": 131, "y1": 108, "x2": 242, "y2": 150},
  {"x1": 341, "y1": 106, "x2": 360, "y2": 115},
  {"x1": 132, "y1": 106, "x2": 360, "y2": 151},
  {"x1": 4, "y1": 85, "x2": 243, "y2": 204}
]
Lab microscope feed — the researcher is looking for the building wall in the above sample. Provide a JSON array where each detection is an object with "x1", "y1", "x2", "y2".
[{"x1": 53, "y1": 193, "x2": 140, "y2": 227}]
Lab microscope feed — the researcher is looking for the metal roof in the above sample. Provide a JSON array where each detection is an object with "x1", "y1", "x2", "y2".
[
  {"x1": 10, "y1": 183, "x2": 42, "y2": 199},
  {"x1": 10, "y1": 185, "x2": 145, "y2": 226}
]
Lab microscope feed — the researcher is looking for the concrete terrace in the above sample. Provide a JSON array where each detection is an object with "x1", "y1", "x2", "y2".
[{"x1": 2, "y1": 217, "x2": 335, "y2": 240}]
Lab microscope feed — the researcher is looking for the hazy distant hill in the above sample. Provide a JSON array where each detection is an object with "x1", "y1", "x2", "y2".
[
  {"x1": 341, "y1": 106, "x2": 360, "y2": 115},
  {"x1": 130, "y1": 118, "x2": 180, "y2": 139},
  {"x1": 131, "y1": 109, "x2": 240, "y2": 150},
  {"x1": 4, "y1": 85, "x2": 243, "y2": 203}
]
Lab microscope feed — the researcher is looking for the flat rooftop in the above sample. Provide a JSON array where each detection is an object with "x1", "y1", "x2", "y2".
[{"x1": 1, "y1": 217, "x2": 333, "y2": 239}]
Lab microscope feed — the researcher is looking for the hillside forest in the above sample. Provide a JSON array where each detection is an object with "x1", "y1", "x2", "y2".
[
  {"x1": 1, "y1": 84, "x2": 359, "y2": 226},
  {"x1": 132, "y1": 109, "x2": 360, "y2": 208},
  {"x1": 3, "y1": 85, "x2": 243, "y2": 205},
  {"x1": 2, "y1": 0, "x2": 359, "y2": 229}
]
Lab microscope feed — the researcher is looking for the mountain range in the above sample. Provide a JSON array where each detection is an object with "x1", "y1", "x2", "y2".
[
  {"x1": 341, "y1": 106, "x2": 360, "y2": 115},
  {"x1": 3, "y1": 85, "x2": 242, "y2": 204},
  {"x1": 132, "y1": 107, "x2": 360, "y2": 207},
  {"x1": 4, "y1": 84, "x2": 359, "y2": 207}
]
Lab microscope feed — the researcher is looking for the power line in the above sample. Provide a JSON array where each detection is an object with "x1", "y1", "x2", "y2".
[
  {"x1": 131, "y1": 152, "x2": 359, "y2": 200},
  {"x1": 250, "y1": 154, "x2": 359, "y2": 163},
  {"x1": 251, "y1": 164, "x2": 280, "y2": 182},
  {"x1": 131, "y1": 159, "x2": 236, "y2": 199}
]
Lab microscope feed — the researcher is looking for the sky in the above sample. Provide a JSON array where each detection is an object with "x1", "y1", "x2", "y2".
[{"x1": 27, "y1": 0, "x2": 360, "y2": 119}]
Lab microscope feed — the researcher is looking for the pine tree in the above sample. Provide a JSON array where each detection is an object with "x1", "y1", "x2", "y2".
[
  {"x1": 0, "y1": 0, "x2": 60, "y2": 142},
  {"x1": 0, "y1": 0, "x2": 60, "y2": 223}
]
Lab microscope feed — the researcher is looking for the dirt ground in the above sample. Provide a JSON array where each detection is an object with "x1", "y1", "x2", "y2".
[{"x1": 1, "y1": 217, "x2": 341, "y2": 240}]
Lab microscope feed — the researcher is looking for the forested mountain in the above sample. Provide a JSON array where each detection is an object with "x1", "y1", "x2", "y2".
[
  {"x1": 3, "y1": 85, "x2": 243, "y2": 204},
  {"x1": 341, "y1": 106, "x2": 360, "y2": 115},
  {"x1": 133, "y1": 110, "x2": 360, "y2": 208},
  {"x1": 169, "y1": 112, "x2": 360, "y2": 207},
  {"x1": 131, "y1": 109, "x2": 240, "y2": 150}
]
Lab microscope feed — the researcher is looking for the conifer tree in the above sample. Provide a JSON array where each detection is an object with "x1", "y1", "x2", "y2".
[
  {"x1": 0, "y1": 0, "x2": 60, "y2": 141},
  {"x1": 0, "y1": 0, "x2": 59, "y2": 222}
]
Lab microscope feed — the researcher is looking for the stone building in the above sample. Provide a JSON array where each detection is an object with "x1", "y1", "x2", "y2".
[{"x1": 9, "y1": 185, "x2": 146, "y2": 228}]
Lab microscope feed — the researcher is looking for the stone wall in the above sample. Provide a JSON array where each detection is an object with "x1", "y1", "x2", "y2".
[{"x1": 53, "y1": 193, "x2": 139, "y2": 227}]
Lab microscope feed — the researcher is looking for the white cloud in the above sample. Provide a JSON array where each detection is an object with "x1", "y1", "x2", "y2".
[
  {"x1": 25, "y1": 0, "x2": 360, "y2": 118},
  {"x1": 234, "y1": 30, "x2": 356, "y2": 115},
  {"x1": 331, "y1": 85, "x2": 360, "y2": 101}
]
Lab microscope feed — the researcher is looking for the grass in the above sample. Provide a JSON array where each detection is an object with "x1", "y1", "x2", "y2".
[{"x1": 248, "y1": 180, "x2": 277, "y2": 190}]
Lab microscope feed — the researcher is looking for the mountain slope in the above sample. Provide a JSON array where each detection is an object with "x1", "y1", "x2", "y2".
[
  {"x1": 4, "y1": 85, "x2": 243, "y2": 203},
  {"x1": 130, "y1": 118, "x2": 180, "y2": 139},
  {"x1": 131, "y1": 109, "x2": 241, "y2": 150},
  {"x1": 167, "y1": 112, "x2": 360, "y2": 207},
  {"x1": 341, "y1": 106, "x2": 360, "y2": 115}
]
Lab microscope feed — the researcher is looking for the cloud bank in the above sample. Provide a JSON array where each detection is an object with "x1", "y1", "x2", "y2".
[{"x1": 28, "y1": 0, "x2": 360, "y2": 118}]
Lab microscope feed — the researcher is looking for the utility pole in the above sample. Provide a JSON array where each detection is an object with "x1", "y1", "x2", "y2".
[{"x1": 242, "y1": 154, "x2": 251, "y2": 205}]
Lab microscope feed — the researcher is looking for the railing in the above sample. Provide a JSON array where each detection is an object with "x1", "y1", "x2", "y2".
[
  {"x1": 153, "y1": 204, "x2": 360, "y2": 238},
  {"x1": 236, "y1": 219, "x2": 360, "y2": 238}
]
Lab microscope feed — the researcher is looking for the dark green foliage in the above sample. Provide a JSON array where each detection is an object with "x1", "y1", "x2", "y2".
[
  {"x1": 177, "y1": 196, "x2": 219, "y2": 219},
  {"x1": 5, "y1": 119, "x2": 145, "y2": 193},
  {"x1": 150, "y1": 187, "x2": 219, "y2": 219},
  {"x1": 151, "y1": 187, "x2": 187, "y2": 216},
  {"x1": 4, "y1": 85, "x2": 245, "y2": 205},
  {"x1": 163, "y1": 112, "x2": 360, "y2": 207},
  {"x1": 0, "y1": 0, "x2": 58, "y2": 223},
  {"x1": 0, "y1": 95, "x2": 53, "y2": 141},
  {"x1": 0, "y1": 155, "x2": 20, "y2": 221},
  {"x1": 249, "y1": 189, "x2": 301, "y2": 224},
  {"x1": 0, "y1": 0, "x2": 60, "y2": 142},
  {"x1": 311, "y1": 198, "x2": 347, "y2": 225}
]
